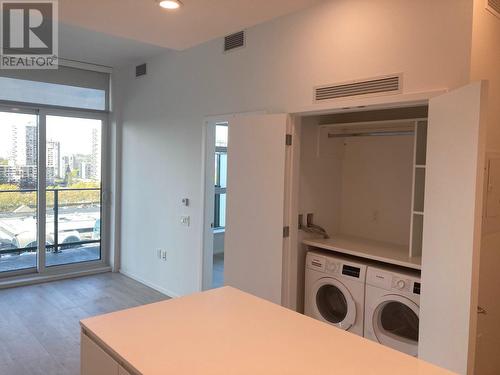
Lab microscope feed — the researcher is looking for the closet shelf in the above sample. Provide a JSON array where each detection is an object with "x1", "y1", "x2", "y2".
[{"x1": 303, "y1": 234, "x2": 421, "y2": 270}]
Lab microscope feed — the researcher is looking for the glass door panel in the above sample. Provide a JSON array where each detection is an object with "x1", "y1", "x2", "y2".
[
  {"x1": 45, "y1": 115, "x2": 102, "y2": 267},
  {"x1": 0, "y1": 111, "x2": 38, "y2": 273}
]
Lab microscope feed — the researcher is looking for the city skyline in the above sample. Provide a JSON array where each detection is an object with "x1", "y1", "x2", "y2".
[
  {"x1": 0, "y1": 113, "x2": 100, "y2": 159},
  {"x1": 0, "y1": 114, "x2": 101, "y2": 186}
]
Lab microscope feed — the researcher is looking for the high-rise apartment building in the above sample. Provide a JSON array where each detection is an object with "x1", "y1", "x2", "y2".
[
  {"x1": 8, "y1": 122, "x2": 38, "y2": 186},
  {"x1": 90, "y1": 128, "x2": 100, "y2": 180},
  {"x1": 47, "y1": 140, "x2": 61, "y2": 182}
]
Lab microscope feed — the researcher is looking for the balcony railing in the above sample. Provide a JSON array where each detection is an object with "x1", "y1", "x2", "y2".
[{"x1": 0, "y1": 188, "x2": 101, "y2": 260}]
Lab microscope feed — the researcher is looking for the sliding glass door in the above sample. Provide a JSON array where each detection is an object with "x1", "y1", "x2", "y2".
[
  {"x1": 0, "y1": 110, "x2": 39, "y2": 274},
  {"x1": 44, "y1": 115, "x2": 102, "y2": 267},
  {"x1": 0, "y1": 108, "x2": 106, "y2": 277}
]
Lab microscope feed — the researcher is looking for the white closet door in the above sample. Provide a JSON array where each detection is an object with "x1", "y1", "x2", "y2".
[
  {"x1": 224, "y1": 113, "x2": 289, "y2": 305},
  {"x1": 419, "y1": 81, "x2": 487, "y2": 375}
]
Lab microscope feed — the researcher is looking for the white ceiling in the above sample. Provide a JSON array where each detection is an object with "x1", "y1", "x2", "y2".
[
  {"x1": 59, "y1": 23, "x2": 168, "y2": 68},
  {"x1": 58, "y1": 0, "x2": 320, "y2": 66}
]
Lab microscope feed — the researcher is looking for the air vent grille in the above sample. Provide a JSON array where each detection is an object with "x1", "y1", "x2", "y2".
[
  {"x1": 487, "y1": 0, "x2": 500, "y2": 17},
  {"x1": 224, "y1": 31, "x2": 245, "y2": 52},
  {"x1": 136, "y1": 63, "x2": 147, "y2": 78},
  {"x1": 315, "y1": 75, "x2": 401, "y2": 102}
]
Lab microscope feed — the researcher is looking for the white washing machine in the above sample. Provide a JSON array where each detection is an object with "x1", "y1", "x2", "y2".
[
  {"x1": 304, "y1": 251, "x2": 367, "y2": 336},
  {"x1": 364, "y1": 265, "x2": 421, "y2": 356}
]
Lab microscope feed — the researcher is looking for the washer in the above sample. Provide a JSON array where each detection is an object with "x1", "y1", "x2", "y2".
[
  {"x1": 304, "y1": 251, "x2": 367, "y2": 336},
  {"x1": 364, "y1": 265, "x2": 421, "y2": 356}
]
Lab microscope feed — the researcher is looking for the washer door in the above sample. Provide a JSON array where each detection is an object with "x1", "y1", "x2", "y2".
[
  {"x1": 312, "y1": 278, "x2": 356, "y2": 330},
  {"x1": 370, "y1": 294, "x2": 419, "y2": 356}
]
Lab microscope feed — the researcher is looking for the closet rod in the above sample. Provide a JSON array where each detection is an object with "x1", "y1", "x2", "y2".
[{"x1": 328, "y1": 130, "x2": 414, "y2": 138}]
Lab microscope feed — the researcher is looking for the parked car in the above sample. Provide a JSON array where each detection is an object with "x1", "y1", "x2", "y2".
[
  {"x1": 20, "y1": 231, "x2": 82, "y2": 251},
  {"x1": 0, "y1": 213, "x2": 98, "y2": 253},
  {"x1": 0, "y1": 238, "x2": 16, "y2": 258}
]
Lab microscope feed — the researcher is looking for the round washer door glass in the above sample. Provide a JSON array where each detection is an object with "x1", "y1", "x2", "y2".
[
  {"x1": 316, "y1": 284, "x2": 348, "y2": 324},
  {"x1": 378, "y1": 301, "x2": 419, "y2": 342}
]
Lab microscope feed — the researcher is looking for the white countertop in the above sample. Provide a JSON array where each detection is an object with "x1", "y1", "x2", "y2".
[{"x1": 81, "y1": 287, "x2": 453, "y2": 375}]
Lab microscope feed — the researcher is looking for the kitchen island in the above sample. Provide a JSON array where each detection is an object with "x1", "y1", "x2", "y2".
[{"x1": 80, "y1": 286, "x2": 454, "y2": 375}]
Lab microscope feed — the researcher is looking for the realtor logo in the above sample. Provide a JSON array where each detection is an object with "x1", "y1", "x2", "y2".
[{"x1": 1, "y1": 0, "x2": 58, "y2": 69}]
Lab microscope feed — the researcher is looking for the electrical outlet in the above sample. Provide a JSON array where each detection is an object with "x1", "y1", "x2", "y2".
[
  {"x1": 161, "y1": 250, "x2": 167, "y2": 261},
  {"x1": 180, "y1": 215, "x2": 190, "y2": 227}
]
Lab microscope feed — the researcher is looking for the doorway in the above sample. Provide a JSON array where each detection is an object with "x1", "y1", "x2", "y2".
[{"x1": 202, "y1": 120, "x2": 229, "y2": 290}]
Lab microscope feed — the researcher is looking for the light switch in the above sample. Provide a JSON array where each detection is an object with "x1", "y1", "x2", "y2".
[{"x1": 181, "y1": 216, "x2": 190, "y2": 226}]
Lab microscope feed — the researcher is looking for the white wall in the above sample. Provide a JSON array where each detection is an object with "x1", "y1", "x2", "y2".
[
  {"x1": 117, "y1": 0, "x2": 473, "y2": 297},
  {"x1": 339, "y1": 134, "x2": 414, "y2": 245},
  {"x1": 299, "y1": 117, "x2": 343, "y2": 236},
  {"x1": 470, "y1": 0, "x2": 500, "y2": 373}
]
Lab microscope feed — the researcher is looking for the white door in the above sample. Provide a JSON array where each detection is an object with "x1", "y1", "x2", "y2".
[
  {"x1": 224, "y1": 113, "x2": 289, "y2": 304},
  {"x1": 419, "y1": 81, "x2": 487, "y2": 374}
]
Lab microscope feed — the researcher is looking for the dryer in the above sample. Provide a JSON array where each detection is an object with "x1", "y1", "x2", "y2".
[
  {"x1": 304, "y1": 251, "x2": 367, "y2": 336},
  {"x1": 364, "y1": 265, "x2": 421, "y2": 356}
]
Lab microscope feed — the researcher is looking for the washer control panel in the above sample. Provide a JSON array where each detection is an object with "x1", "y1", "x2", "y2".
[{"x1": 306, "y1": 251, "x2": 367, "y2": 281}]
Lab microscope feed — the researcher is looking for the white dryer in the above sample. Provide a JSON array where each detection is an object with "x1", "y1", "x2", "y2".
[
  {"x1": 364, "y1": 265, "x2": 421, "y2": 356},
  {"x1": 304, "y1": 251, "x2": 367, "y2": 336}
]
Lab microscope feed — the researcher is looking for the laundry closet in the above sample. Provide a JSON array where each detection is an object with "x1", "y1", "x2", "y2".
[
  {"x1": 297, "y1": 106, "x2": 427, "y2": 356},
  {"x1": 224, "y1": 82, "x2": 486, "y2": 374}
]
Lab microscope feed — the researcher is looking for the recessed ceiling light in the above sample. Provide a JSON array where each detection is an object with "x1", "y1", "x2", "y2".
[{"x1": 158, "y1": 0, "x2": 182, "y2": 9}]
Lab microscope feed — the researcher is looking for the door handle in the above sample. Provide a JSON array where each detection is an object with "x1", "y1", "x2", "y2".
[{"x1": 477, "y1": 306, "x2": 487, "y2": 315}]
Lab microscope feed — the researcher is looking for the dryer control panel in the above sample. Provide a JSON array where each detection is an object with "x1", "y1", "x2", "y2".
[
  {"x1": 367, "y1": 267, "x2": 421, "y2": 297},
  {"x1": 391, "y1": 276, "x2": 412, "y2": 293}
]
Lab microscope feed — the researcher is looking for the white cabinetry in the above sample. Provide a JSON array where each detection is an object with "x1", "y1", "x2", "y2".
[
  {"x1": 81, "y1": 331, "x2": 136, "y2": 375},
  {"x1": 81, "y1": 333, "x2": 119, "y2": 375}
]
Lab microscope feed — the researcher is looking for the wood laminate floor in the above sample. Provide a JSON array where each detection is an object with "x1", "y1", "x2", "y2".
[{"x1": 0, "y1": 272, "x2": 169, "y2": 375}]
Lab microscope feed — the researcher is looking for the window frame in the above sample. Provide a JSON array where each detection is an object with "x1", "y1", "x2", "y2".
[
  {"x1": 214, "y1": 146, "x2": 227, "y2": 230},
  {"x1": 214, "y1": 122, "x2": 228, "y2": 230},
  {"x1": 0, "y1": 101, "x2": 110, "y2": 279}
]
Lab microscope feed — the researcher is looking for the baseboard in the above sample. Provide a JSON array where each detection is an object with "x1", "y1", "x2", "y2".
[
  {"x1": 119, "y1": 269, "x2": 180, "y2": 298},
  {"x1": 0, "y1": 266, "x2": 112, "y2": 289}
]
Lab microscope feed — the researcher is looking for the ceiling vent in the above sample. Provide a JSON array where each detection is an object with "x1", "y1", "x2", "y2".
[
  {"x1": 224, "y1": 31, "x2": 245, "y2": 52},
  {"x1": 136, "y1": 63, "x2": 147, "y2": 78},
  {"x1": 486, "y1": 0, "x2": 500, "y2": 18},
  {"x1": 314, "y1": 75, "x2": 402, "y2": 103}
]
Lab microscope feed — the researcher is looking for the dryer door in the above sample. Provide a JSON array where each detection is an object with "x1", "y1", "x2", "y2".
[
  {"x1": 312, "y1": 278, "x2": 356, "y2": 331},
  {"x1": 370, "y1": 294, "x2": 419, "y2": 356}
]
